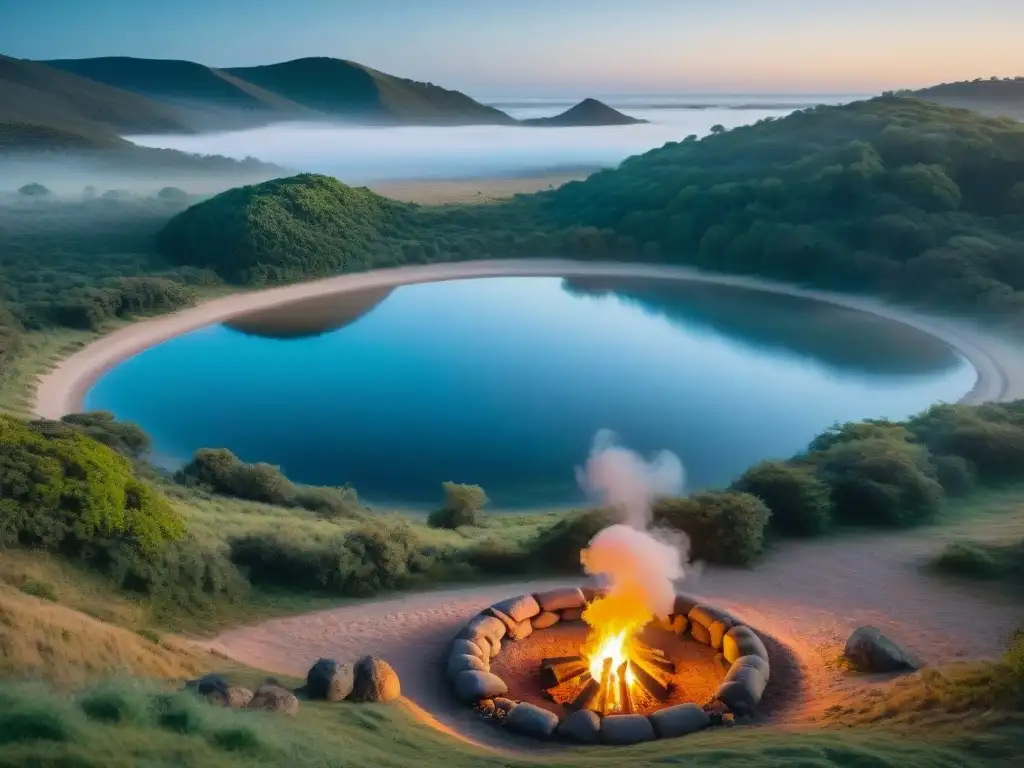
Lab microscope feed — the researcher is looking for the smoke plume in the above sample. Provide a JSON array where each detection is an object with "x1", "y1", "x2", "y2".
[{"x1": 576, "y1": 430, "x2": 689, "y2": 619}]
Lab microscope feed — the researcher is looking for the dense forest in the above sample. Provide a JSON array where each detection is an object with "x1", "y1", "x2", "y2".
[{"x1": 156, "y1": 96, "x2": 1024, "y2": 327}]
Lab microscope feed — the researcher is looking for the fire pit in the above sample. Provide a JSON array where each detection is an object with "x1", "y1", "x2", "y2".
[{"x1": 448, "y1": 586, "x2": 772, "y2": 744}]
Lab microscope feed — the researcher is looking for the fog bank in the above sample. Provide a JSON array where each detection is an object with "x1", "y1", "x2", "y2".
[{"x1": 126, "y1": 105, "x2": 799, "y2": 183}]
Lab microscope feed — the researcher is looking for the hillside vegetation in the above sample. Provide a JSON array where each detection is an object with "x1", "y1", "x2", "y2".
[
  {"x1": 156, "y1": 97, "x2": 1024, "y2": 326},
  {"x1": 0, "y1": 55, "x2": 192, "y2": 137},
  {"x1": 911, "y1": 77, "x2": 1024, "y2": 119}
]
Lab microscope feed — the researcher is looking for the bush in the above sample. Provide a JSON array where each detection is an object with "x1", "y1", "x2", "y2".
[
  {"x1": 933, "y1": 542, "x2": 1003, "y2": 580},
  {"x1": 229, "y1": 521, "x2": 451, "y2": 597},
  {"x1": 731, "y1": 461, "x2": 832, "y2": 536},
  {"x1": 931, "y1": 454, "x2": 977, "y2": 496},
  {"x1": 427, "y1": 482, "x2": 488, "y2": 529},
  {"x1": 652, "y1": 492, "x2": 771, "y2": 566},
  {"x1": 528, "y1": 507, "x2": 620, "y2": 573},
  {"x1": 462, "y1": 538, "x2": 532, "y2": 575},
  {"x1": 0, "y1": 686, "x2": 78, "y2": 745},
  {"x1": 176, "y1": 448, "x2": 292, "y2": 505},
  {"x1": 813, "y1": 437, "x2": 944, "y2": 527},
  {"x1": 290, "y1": 485, "x2": 366, "y2": 520},
  {"x1": 51, "y1": 277, "x2": 197, "y2": 331},
  {"x1": 807, "y1": 420, "x2": 915, "y2": 454},
  {"x1": 908, "y1": 403, "x2": 1024, "y2": 482},
  {"x1": 1, "y1": 415, "x2": 184, "y2": 556},
  {"x1": 50, "y1": 411, "x2": 151, "y2": 458},
  {"x1": 19, "y1": 580, "x2": 58, "y2": 601},
  {"x1": 0, "y1": 302, "x2": 22, "y2": 377}
]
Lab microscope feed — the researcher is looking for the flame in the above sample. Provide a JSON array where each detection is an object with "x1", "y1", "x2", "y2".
[{"x1": 581, "y1": 590, "x2": 651, "y2": 708}]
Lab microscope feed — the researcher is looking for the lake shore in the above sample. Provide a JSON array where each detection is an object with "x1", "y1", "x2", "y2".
[{"x1": 33, "y1": 258, "x2": 1024, "y2": 420}]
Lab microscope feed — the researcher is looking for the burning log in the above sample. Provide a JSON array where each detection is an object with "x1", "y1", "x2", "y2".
[
  {"x1": 543, "y1": 671, "x2": 591, "y2": 702},
  {"x1": 540, "y1": 660, "x2": 587, "y2": 688},
  {"x1": 540, "y1": 655, "x2": 583, "y2": 668},
  {"x1": 628, "y1": 659, "x2": 670, "y2": 701},
  {"x1": 569, "y1": 677, "x2": 601, "y2": 712},
  {"x1": 616, "y1": 661, "x2": 633, "y2": 714},
  {"x1": 596, "y1": 657, "x2": 614, "y2": 714},
  {"x1": 633, "y1": 643, "x2": 675, "y2": 674}
]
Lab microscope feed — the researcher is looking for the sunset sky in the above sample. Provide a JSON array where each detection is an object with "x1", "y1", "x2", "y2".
[{"x1": 3, "y1": 0, "x2": 1022, "y2": 96}]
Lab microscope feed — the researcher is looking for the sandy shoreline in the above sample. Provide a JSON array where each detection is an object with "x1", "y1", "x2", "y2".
[{"x1": 33, "y1": 258, "x2": 1024, "y2": 420}]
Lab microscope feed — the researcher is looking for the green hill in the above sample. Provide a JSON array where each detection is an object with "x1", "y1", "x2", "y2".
[
  {"x1": 0, "y1": 120, "x2": 130, "y2": 151},
  {"x1": 910, "y1": 77, "x2": 1024, "y2": 120},
  {"x1": 522, "y1": 98, "x2": 647, "y2": 127},
  {"x1": 158, "y1": 97, "x2": 1024, "y2": 326},
  {"x1": 224, "y1": 57, "x2": 516, "y2": 125},
  {"x1": 0, "y1": 55, "x2": 194, "y2": 136},
  {"x1": 43, "y1": 56, "x2": 315, "y2": 128}
]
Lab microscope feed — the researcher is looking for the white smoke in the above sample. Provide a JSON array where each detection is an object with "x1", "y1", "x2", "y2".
[
  {"x1": 576, "y1": 430, "x2": 690, "y2": 618},
  {"x1": 575, "y1": 428, "x2": 685, "y2": 529}
]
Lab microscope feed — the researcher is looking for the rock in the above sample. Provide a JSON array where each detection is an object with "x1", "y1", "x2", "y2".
[
  {"x1": 465, "y1": 615, "x2": 507, "y2": 657},
  {"x1": 448, "y1": 652, "x2": 488, "y2": 680},
  {"x1": 248, "y1": 684, "x2": 299, "y2": 715},
  {"x1": 532, "y1": 611, "x2": 561, "y2": 630},
  {"x1": 454, "y1": 670, "x2": 507, "y2": 702},
  {"x1": 673, "y1": 593, "x2": 699, "y2": 618},
  {"x1": 690, "y1": 621, "x2": 712, "y2": 645},
  {"x1": 504, "y1": 702, "x2": 559, "y2": 739},
  {"x1": 601, "y1": 714, "x2": 656, "y2": 745},
  {"x1": 478, "y1": 699, "x2": 496, "y2": 716},
  {"x1": 709, "y1": 621, "x2": 729, "y2": 650},
  {"x1": 669, "y1": 614, "x2": 689, "y2": 635},
  {"x1": 306, "y1": 658, "x2": 355, "y2": 701},
  {"x1": 689, "y1": 604, "x2": 735, "y2": 630},
  {"x1": 508, "y1": 618, "x2": 533, "y2": 641},
  {"x1": 732, "y1": 653, "x2": 771, "y2": 683},
  {"x1": 843, "y1": 626, "x2": 920, "y2": 673},
  {"x1": 581, "y1": 585, "x2": 608, "y2": 603},
  {"x1": 722, "y1": 625, "x2": 769, "y2": 664},
  {"x1": 490, "y1": 594, "x2": 541, "y2": 623},
  {"x1": 714, "y1": 653, "x2": 731, "y2": 673},
  {"x1": 557, "y1": 709, "x2": 601, "y2": 743},
  {"x1": 493, "y1": 697, "x2": 516, "y2": 712},
  {"x1": 716, "y1": 663, "x2": 767, "y2": 715},
  {"x1": 534, "y1": 587, "x2": 586, "y2": 612},
  {"x1": 561, "y1": 607, "x2": 585, "y2": 622},
  {"x1": 648, "y1": 703, "x2": 710, "y2": 738},
  {"x1": 195, "y1": 674, "x2": 229, "y2": 697},
  {"x1": 351, "y1": 656, "x2": 401, "y2": 702},
  {"x1": 485, "y1": 606, "x2": 518, "y2": 633},
  {"x1": 451, "y1": 638, "x2": 487, "y2": 660},
  {"x1": 204, "y1": 685, "x2": 253, "y2": 708}
]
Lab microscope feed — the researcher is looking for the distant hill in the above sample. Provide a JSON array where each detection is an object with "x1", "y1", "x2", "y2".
[
  {"x1": 0, "y1": 55, "x2": 194, "y2": 136},
  {"x1": 0, "y1": 121, "x2": 130, "y2": 150},
  {"x1": 224, "y1": 57, "x2": 516, "y2": 125},
  {"x1": 42, "y1": 55, "x2": 516, "y2": 127},
  {"x1": 909, "y1": 78, "x2": 1024, "y2": 120},
  {"x1": 522, "y1": 98, "x2": 647, "y2": 127},
  {"x1": 43, "y1": 56, "x2": 315, "y2": 129}
]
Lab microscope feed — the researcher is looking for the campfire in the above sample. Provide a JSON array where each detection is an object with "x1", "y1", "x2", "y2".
[{"x1": 540, "y1": 590, "x2": 674, "y2": 715}]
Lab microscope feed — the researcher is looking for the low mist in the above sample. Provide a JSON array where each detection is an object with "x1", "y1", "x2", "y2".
[
  {"x1": 576, "y1": 430, "x2": 689, "y2": 622},
  {"x1": 125, "y1": 105, "x2": 796, "y2": 184}
]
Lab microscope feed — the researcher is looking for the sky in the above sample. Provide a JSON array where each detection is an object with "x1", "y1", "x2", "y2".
[{"x1": 2, "y1": 0, "x2": 1022, "y2": 96}]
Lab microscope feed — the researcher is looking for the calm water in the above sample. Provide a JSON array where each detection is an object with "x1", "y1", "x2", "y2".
[{"x1": 86, "y1": 277, "x2": 976, "y2": 508}]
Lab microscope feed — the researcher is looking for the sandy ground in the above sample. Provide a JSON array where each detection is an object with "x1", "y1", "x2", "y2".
[
  {"x1": 202, "y1": 522, "x2": 1023, "y2": 749},
  {"x1": 32, "y1": 258, "x2": 1024, "y2": 419},
  {"x1": 367, "y1": 171, "x2": 593, "y2": 204}
]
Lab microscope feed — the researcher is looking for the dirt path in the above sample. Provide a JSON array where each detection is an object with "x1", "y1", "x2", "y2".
[{"x1": 204, "y1": 523, "x2": 1022, "y2": 747}]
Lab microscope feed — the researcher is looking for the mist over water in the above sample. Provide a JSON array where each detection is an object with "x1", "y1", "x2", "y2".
[{"x1": 126, "y1": 102, "x2": 826, "y2": 182}]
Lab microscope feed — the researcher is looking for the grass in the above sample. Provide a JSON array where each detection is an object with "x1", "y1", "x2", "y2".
[
  {"x1": 0, "y1": 672, "x2": 1019, "y2": 768},
  {"x1": 0, "y1": 328, "x2": 93, "y2": 418}
]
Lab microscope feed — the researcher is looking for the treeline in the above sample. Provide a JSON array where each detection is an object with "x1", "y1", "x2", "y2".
[{"x1": 6, "y1": 395, "x2": 1020, "y2": 613}]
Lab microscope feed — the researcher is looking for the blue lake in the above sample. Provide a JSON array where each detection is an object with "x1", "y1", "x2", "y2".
[{"x1": 85, "y1": 276, "x2": 977, "y2": 508}]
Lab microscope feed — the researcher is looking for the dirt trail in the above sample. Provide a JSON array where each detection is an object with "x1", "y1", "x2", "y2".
[{"x1": 204, "y1": 523, "x2": 1022, "y2": 747}]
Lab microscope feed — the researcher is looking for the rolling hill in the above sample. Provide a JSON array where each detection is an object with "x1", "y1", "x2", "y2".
[
  {"x1": 0, "y1": 55, "x2": 194, "y2": 136},
  {"x1": 910, "y1": 78, "x2": 1024, "y2": 120},
  {"x1": 522, "y1": 98, "x2": 647, "y2": 127}
]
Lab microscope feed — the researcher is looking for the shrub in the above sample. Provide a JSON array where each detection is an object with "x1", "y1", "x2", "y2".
[
  {"x1": 0, "y1": 302, "x2": 22, "y2": 377},
  {"x1": 931, "y1": 454, "x2": 977, "y2": 496},
  {"x1": 427, "y1": 482, "x2": 488, "y2": 529},
  {"x1": 813, "y1": 437, "x2": 944, "y2": 527},
  {"x1": 78, "y1": 683, "x2": 148, "y2": 724},
  {"x1": 0, "y1": 687, "x2": 78, "y2": 745},
  {"x1": 731, "y1": 461, "x2": 832, "y2": 536},
  {"x1": 462, "y1": 537, "x2": 532, "y2": 575},
  {"x1": 19, "y1": 580, "x2": 58, "y2": 601},
  {"x1": 229, "y1": 521, "x2": 451, "y2": 597},
  {"x1": 54, "y1": 411, "x2": 151, "y2": 458},
  {"x1": 807, "y1": 419, "x2": 914, "y2": 454},
  {"x1": 1, "y1": 414, "x2": 184, "y2": 556},
  {"x1": 176, "y1": 448, "x2": 292, "y2": 505},
  {"x1": 17, "y1": 183, "x2": 51, "y2": 198},
  {"x1": 50, "y1": 278, "x2": 197, "y2": 331},
  {"x1": 290, "y1": 485, "x2": 366, "y2": 520},
  {"x1": 528, "y1": 507, "x2": 620, "y2": 573},
  {"x1": 933, "y1": 542, "x2": 1003, "y2": 580},
  {"x1": 908, "y1": 403, "x2": 1024, "y2": 482},
  {"x1": 652, "y1": 492, "x2": 771, "y2": 566}
]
